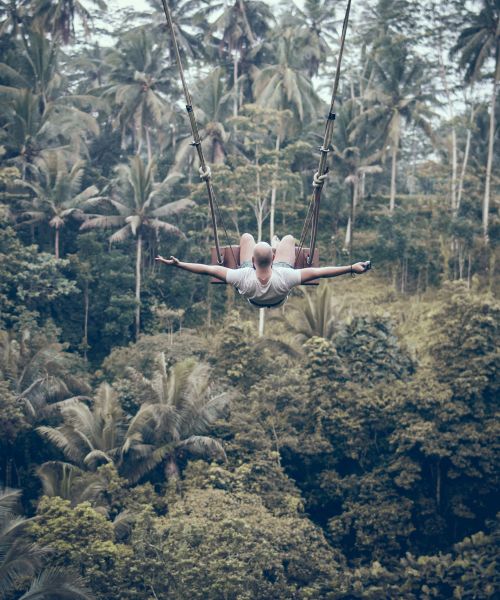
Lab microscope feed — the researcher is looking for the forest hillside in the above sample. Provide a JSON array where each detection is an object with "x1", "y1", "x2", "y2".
[{"x1": 0, "y1": 0, "x2": 498, "y2": 598}]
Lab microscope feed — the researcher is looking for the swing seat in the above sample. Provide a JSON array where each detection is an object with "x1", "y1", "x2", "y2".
[{"x1": 210, "y1": 246, "x2": 320, "y2": 285}]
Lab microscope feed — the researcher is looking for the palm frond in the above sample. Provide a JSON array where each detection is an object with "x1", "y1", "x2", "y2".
[
  {"x1": 0, "y1": 486, "x2": 21, "y2": 511},
  {"x1": 18, "y1": 567, "x2": 92, "y2": 600},
  {"x1": 109, "y1": 225, "x2": 131, "y2": 244},
  {"x1": 125, "y1": 445, "x2": 170, "y2": 484},
  {"x1": 79, "y1": 215, "x2": 125, "y2": 230},
  {"x1": 147, "y1": 219, "x2": 184, "y2": 238},
  {"x1": 83, "y1": 450, "x2": 113, "y2": 470},
  {"x1": 36, "y1": 426, "x2": 85, "y2": 464},
  {"x1": 36, "y1": 462, "x2": 84, "y2": 499},
  {"x1": 176, "y1": 436, "x2": 227, "y2": 462},
  {"x1": 112, "y1": 510, "x2": 134, "y2": 538},
  {"x1": 150, "y1": 197, "x2": 194, "y2": 218}
]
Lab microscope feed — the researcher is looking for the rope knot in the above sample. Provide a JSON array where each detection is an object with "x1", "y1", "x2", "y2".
[
  {"x1": 199, "y1": 165, "x2": 212, "y2": 181},
  {"x1": 318, "y1": 143, "x2": 334, "y2": 154},
  {"x1": 312, "y1": 171, "x2": 328, "y2": 188}
]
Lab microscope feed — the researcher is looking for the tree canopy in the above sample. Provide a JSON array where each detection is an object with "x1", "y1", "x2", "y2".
[{"x1": 0, "y1": 0, "x2": 498, "y2": 598}]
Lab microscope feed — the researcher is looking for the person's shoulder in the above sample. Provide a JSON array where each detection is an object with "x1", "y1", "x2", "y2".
[
  {"x1": 273, "y1": 265, "x2": 301, "y2": 286},
  {"x1": 226, "y1": 266, "x2": 254, "y2": 284}
]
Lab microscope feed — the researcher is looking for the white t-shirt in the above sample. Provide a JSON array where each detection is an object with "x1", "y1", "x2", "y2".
[{"x1": 226, "y1": 265, "x2": 301, "y2": 307}]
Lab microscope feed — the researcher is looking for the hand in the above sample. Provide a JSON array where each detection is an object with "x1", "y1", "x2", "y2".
[
  {"x1": 155, "y1": 255, "x2": 180, "y2": 266},
  {"x1": 352, "y1": 261, "x2": 371, "y2": 274}
]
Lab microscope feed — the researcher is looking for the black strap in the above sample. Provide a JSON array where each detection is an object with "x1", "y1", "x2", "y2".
[{"x1": 248, "y1": 297, "x2": 286, "y2": 309}]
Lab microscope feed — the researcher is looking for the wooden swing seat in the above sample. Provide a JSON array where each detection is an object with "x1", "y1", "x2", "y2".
[{"x1": 210, "y1": 246, "x2": 320, "y2": 285}]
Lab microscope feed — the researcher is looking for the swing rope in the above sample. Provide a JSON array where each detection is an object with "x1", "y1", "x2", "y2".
[
  {"x1": 295, "y1": 0, "x2": 352, "y2": 267},
  {"x1": 162, "y1": 0, "x2": 351, "y2": 270},
  {"x1": 160, "y1": 0, "x2": 238, "y2": 266}
]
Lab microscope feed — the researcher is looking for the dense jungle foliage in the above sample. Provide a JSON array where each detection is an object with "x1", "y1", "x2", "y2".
[{"x1": 0, "y1": 0, "x2": 499, "y2": 598}]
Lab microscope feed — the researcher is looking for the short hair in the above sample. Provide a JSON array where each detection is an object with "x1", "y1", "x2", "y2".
[{"x1": 253, "y1": 242, "x2": 273, "y2": 268}]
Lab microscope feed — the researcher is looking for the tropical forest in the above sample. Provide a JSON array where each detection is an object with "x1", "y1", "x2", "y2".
[{"x1": 0, "y1": 0, "x2": 498, "y2": 598}]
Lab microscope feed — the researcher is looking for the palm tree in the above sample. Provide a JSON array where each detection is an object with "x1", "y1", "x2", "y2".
[
  {"x1": 0, "y1": 487, "x2": 42, "y2": 597},
  {"x1": 252, "y1": 27, "x2": 322, "y2": 127},
  {"x1": 333, "y1": 100, "x2": 383, "y2": 259},
  {"x1": 0, "y1": 34, "x2": 101, "y2": 176},
  {"x1": 80, "y1": 155, "x2": 192, "y2": 337},
  {"x1": 0, "y1": 329, "x2": 91, "y2": 423},
  {"x1": 174, "y1": 67, "x2": 234, "y2": 170},
  {"x1": 37, "y1": 461, "x2": 106, "y2": 507},
  {"x1": 251, "y1": 28, "x2": 321, "y2": 293},
  {"x1": 16, "y1": 567, "x2": 92, "y2": 600},
  {"x1": 452, "y1": 0, "x2": 500, "y2": 242},
  {"x1": 67, "y1": 42, "x2": 111, "y2": 91},
  {"x1": 283, "y1": 0, "x2": 338, "y2": 78},
  {"x1": 37, "y1": 383, "x2": 126, "y2": 471},
  {"x1": 38, "y1": 361, "x2": 229, "y2": 486},
  {"x1": 0, "y1": 487, "x2": 91, "y2": 599},
  {"x1": 18, "y1": 151, "x2": 102, "y2": 258},
  {"x1": 31, "y1": 0, "x2": 107, "y2": 43},
  {"x1": 0, "y1": 31, "x2": 59, "y2": 105},
  {"x1": 143, "y1": 0, "x2": 206, "y2": 62},
  {"x1": 122, "y1": 355, "x2": 229, "y2": 483},
  {"x1": 204, "y1": 0, "x2": 273, "y2": 116},
  {"x1": 358, "y1": 0, "x2": 417, "y2": 45},
  {"x1": 356, "y1": 36, "x2": 435, "y2": 212},
  {"x1": 0, "y1": 86, "x2": 100, "y2": 180},
  {"x1": 281, "y1": 285, "x2": 346, "y2": 342},
  {"x1": 96, "y1": 27, "x2": 171, "y2": 155}
]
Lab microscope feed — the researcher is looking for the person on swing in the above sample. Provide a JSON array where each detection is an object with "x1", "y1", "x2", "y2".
[{"x1": 156, "y1": 233, "x2": 371, "y2": 309}]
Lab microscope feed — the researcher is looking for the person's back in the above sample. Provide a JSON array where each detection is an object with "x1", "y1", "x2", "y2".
[
  {"x1": 224, "y1": 237, "x2": 300, "y2": 307},
  {"x1": 226, "y1": 262, "x2": 301, "y2": 308}
]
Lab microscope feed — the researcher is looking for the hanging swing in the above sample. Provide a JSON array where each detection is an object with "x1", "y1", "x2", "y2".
[{"x1": 160, "y1": 0, "x2": 352, "y2": 286}]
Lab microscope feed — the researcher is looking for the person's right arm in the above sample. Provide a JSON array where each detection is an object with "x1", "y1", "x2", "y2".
[
  {"x1": 300, "y1": 261, "x2": 371, "y2": 284},
  {"x1": 155, "y1": 256, "x2": 229, "y2": 282}
]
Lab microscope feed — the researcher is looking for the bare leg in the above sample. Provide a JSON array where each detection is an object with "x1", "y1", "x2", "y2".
[
  {"x1": 240, "y1": 232, "x2": 256, "y2": 263},
  {"x1": 273, "y1": 234, "x2": 295, "y2": 266}
]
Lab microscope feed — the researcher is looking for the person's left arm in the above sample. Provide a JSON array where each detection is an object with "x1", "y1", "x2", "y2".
[{"x1": 300, "y1": 261, "x2": 371, "y2": 284}]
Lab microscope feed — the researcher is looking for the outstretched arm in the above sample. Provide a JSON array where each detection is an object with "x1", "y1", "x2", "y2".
[
  {"x1": 155, "y1": 255, "x2": 229, "y2": 282},
  {"x1": 300, "y1": 261, "x2": 371, "y2": 284}
]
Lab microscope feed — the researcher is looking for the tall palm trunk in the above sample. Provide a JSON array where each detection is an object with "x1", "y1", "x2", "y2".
[
  {"x1": 255, "y1": 146, "x2": 266, "y2": 338},
  {"x1": 389, "y1": 136, "x2": 399, "y2": 214},
  {"x1": 146, "y1": 127, "x2": 152, "y2": 163},
  {"x1": 238, "y1": 0, "x2": 256, "y2": 45},
  {"x1": 55, "y1": 227, "x2": 60, "y2": 259},
  {"x1": 135, "y1": 232, "x2": 142, "y2": 339},
  {"x1": 165, "y1": 454, "x2": 180, "y2": 480},
  {"x1": 83, "y1": 280, "x2": 89, "y2": 361},
  {"x1": 213, "y1": 140, "x2": 225, "y2": 164},
  {"x1": 457, "y1": 103, "x2": 475, "y2": 213},
  {"x1": 258, "y1": 200, "x2": 265, "y2": 338},
  {"x1": 269, "y1": 134, "x2": 280, "y2": 240},
  {"x1": 255, "y1": 145, "x2": 265, "y2": 243},
  {"x1": 483, "y1": 54, "x2": 499, "y2": 242},
  {"x1": 348, "y1": 178, "x2": 358, "y2": 263},
  {"x1": 233, "y1": 52, "x2": 239, "y2": 118},
  {"x1": 438, "y1": 35, "x2": 458, "y2": 213},
  {"x1": 450, "y1": 127, "x2": 458, "y2": 214}
]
